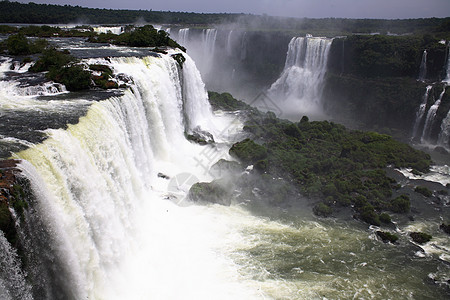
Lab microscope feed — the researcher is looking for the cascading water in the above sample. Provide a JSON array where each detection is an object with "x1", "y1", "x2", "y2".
[
  {"x1": 438, "y1": 109, "x2": 450, "y2": 148},
  {"x1": 202, "y1": 29, "x2": 217, "y2": 55},
  {"x1": 267, "y1": 35, "x2": 332, "y2": 118},
  {"x1": 226, "y1": 30, "x2": 234, "y2": 57},
  {"x1": 9, "y1": 52, "x2": 262, "y2": 299},
  {"x1": 177, "y1": 28, "x2": 190, "y2": 47},
  {"x1": 418, "y1": 50, "x2": 427, "y2": 82},
  {"x1": 412, "y1": 85, "x2": 432, "y2": 140},
  {"x1": 421, "y1": 86, "x2": 446, "y2": 143}
]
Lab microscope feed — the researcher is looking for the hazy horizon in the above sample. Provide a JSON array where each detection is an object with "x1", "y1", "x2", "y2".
[{"x1": 13, "y1": 0, "x2": 450, "y2": 20}]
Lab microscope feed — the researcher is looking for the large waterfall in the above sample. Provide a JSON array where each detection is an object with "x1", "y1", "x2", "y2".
[
  {"x1": 267, "y1": 36, "x2": 332, "y2": 118},
  {"x1": 4, "y1": 52, "x2": 261, "y2": 299}
]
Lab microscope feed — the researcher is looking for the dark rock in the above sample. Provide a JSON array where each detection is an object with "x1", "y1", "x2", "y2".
[
  {"x1": 157, "y1": 173, "x2": 170, "y2": 180},
  {"x1": 410, "y1": 232, "x2": 432, "y2": 244},
  {"x1": 440, "y1": 223, "x2": 450, "y2": 235},
  {"x1": 433, "y1": 146, "x2": 449, "y2": 155},
  {"x1": 376, "y1": 231, "x2": 398, "y2": 243},
  {"x1": 186, "y1": 128, "x2": 214, "y2": 145},
  {"x1": 188, "y1": 180, "x2": 232, "y2": 206}
]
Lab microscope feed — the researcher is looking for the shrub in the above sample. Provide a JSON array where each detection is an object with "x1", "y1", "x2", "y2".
[
  {"x1": 379, "y1": 212, "x2": 392, "y2": 224},
  {"x1": 313, "y1": 202, "x2": 332, "y2": 217},
  {"x1": 47, "y1": 65, "x2": 91, "y2": 91},
  {"x1": 409, "y1": 232, "x2": 432, "y2": 244},
  {"x1": 390, "y1": 195, "x2": 410, "y2": 213},
  {"x1": 376, "y1": 231, "x2": 398, "y2": 243},
  {"x1": 414, "y1": 186, "x2": 432, "y2": 197},
  {"x1": 229, "y1": 138, "x2": 268, "y2": 165}
]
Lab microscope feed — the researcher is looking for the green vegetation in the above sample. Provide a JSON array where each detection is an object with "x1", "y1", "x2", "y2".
[
  {"x1": 376, "y1": 231, "x2": 399, "y2": 243},
  {"x1": 28, "y1": 48, "x2": 74, "y2": 73},
  {"x1": 313, "y1": 202, "x2": 332, "y2": 217},
  {"x1": 409, "y1": 232, "x2": 432, "y2": 244},
  {"x1": 224, "y1": 93, "x2": 431, "y2": 224},
  {"x1": 188, "y1": 180, "x2": 231, "y2": 206},
  {"x1": 27, "y1": 48, "x2": 92, "y2": 91},
  {"x1": 88, "y1": 25, "x2": 185, "y2": 51},
  {"x1": 1, "y1": 33, "x2": 48, "y2": 55},
  {"x1": 208, "y1": 91, "x2": 252, "y2": 111},
  {"x1": 414, "y1": 186, "x2": 433, "y2": 197},
  {"x1": 171, "y1": 53, "x2": 186, "y2": 68}
]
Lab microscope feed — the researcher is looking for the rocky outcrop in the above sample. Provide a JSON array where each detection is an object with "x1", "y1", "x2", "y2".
[{"x1": 0, "y1": 160, "x2": 23, "y2": 247}]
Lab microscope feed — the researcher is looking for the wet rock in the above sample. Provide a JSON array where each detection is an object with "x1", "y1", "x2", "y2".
[
  {"x1": 440, "y1": 223, "x2": 450, "y2": 235},
  {"x1": 376, "y1": 231, "x2": 399, "y2": 244},
  {"x1": 410, "y1": 232, "x2": 432, "y2": 244},
  {"x1": 188, "y1": 180, "x2": 231, "y2": 206}
]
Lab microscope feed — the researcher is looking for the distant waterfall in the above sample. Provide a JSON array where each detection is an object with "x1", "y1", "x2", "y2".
[
  {"x1": 177, "y1": 28, "x2": 190, "y2": 47},
  {"x1": 240, "y1": 32, "x2": 248, "y2": 60},
  {"x1": 202, "y1": 29, "x2": 217, "y2": 55},
  {"x1": 267, "y1": 35, "x2": 333, "y2": 117},
  {"x1": 421, "y1": 86, "x2": 446, "y2": 143},
  {"x1": 226, "y1": 30, "x2": 234, "y2": 56},
  {"x1": 412, "y1": 85, "x2": 432, "y2": 139},
  {"x1": 418, "y1": 50, "x2": 427, "y2": 82}
]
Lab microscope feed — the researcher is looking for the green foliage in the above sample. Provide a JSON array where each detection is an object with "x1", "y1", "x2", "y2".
[
  {"x1": 171, "y1": 53, "x2": 186, "y2": 68},
  {"x1": 3, "y1": 33, "x2": 48, "y2": 55},
  {"x1": 230, "y1": 111, "x2": 431, "y2": 224},
  {"x1": 414, "y1": 186, "x2": 433, "y2": 197},
  {"x1": 88, "y1": 25, "x2": 185, "y2": 50},
  {"x1": 376, "y1": 231, "x2": 398, "y2": 243},
  {"x1": 409, "y1": 232, "x2": 432, "y2": 244},
  {"x1": 229, "y1": 138, "x2": 268, "y2": 166},
  {"x1": 379, "y1": 213, "x2": 392, "y2": 224},
  {"x1": 313, "y1": 202, "x2": 332, "y2": 217},
  {"x1": 208, "y1": 91, "x2": 251, "y2": 111},
  {"x1": 390, "y1": 195, "x2": 410, "y2": 213},
  {"x1": 188, "y1": 180, "x2": 231, "y2": 206},
  {"x1": 47, "y1": 65, "x2": 91, "y2": 91},
  {"x1": 28, "y1": 48, "x2": 74, "y2": 72}
]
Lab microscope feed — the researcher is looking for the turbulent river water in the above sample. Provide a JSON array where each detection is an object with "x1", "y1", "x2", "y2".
[{"x1": 0, "y1": 37, "x2": 449, "y2": 299}]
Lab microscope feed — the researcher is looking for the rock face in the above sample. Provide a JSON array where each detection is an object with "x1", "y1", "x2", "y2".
[
  {"x1": 410, "y1": 232, "x2": 432, "y2": 244},
  {"x1": 0, "y1": 160, "x2": 22, "y2": 246},
  {"x1": 188, "y1": 180, "x2": 232, "y2": 206}
]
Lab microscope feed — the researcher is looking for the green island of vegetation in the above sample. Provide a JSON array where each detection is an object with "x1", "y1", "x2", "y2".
[
  {"x1": 0, "y1": 26, "x2": 186, "y2": 91},
  {"x1": 202, "y1": 92, "x2": 433, "y2": 227}
]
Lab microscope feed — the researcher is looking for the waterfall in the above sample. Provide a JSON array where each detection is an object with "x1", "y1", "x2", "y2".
[
  {"x1": 418, "y1": 50, "x2": 427, "y2": 82},
  {"x1": 0, "y1": 232, "x2": 33, "y2": 300},
  {"x1": 438, "y1": 109, "x2": 450, "y2": 148},
  {"x1": 4, "y1": 51, "x2": 261, "y2": 299},
  {"x1": 412, "y1": 85, "x2": 432, "y2": 140},
  {"x1": 444, "y1": 44, "x2": 450, "y2": 84},
  {"x1": 267, "y1": 35, "x2": 333, "y2": 117},
  {"x1": 202, "y1": 29, "x2": 217, "y2": 56},
  {"x1": 226, "y1": 30, "x2": 234, "y2": 56},
  {"x1": 177, "y1": 28, "x2": 190, "y2": 47},
  {"x1": 421, "y1": 86, "x2": 446, "y2": 143},
  {"x1": 240, "y1": 32, "x2": 248, "y2": 61}
]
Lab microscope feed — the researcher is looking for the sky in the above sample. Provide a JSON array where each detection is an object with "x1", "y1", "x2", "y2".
[{"x1": 15, "y1": 0, "x2": 450, "y2": 19}]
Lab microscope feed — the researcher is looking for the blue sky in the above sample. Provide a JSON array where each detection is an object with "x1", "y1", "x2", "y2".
[{"x1": 16, "y1": 0, "x2": 450, "y2": 19}]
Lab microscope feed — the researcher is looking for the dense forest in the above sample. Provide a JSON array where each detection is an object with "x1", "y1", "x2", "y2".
[{"x1": 1, "y1": 1, "x2": 450, "y2": 35}]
